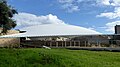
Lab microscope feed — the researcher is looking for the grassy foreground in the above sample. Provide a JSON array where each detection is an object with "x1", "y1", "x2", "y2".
[{"x1": 0, "y1": 48, "x2": 120, "y2": 67}]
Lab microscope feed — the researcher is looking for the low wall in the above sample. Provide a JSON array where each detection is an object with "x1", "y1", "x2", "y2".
[
  {"x1": 0, "y1": 30, "x2": 20, "y2": 47},
  {"x1": 0, "y1": 38, "x2": 20, "y2": 47}
]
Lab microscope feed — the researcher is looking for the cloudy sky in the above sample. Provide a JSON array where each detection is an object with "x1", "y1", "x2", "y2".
[{"x1": 8, "y1": 0, "x2": 120, "y2": 34}]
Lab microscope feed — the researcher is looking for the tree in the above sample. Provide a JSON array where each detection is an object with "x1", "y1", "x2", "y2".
[{"x1": 0, "y1": 0, "x2": 18, "y2": 34}]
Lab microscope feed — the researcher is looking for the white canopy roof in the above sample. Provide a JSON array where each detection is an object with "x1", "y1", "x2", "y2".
[{"x1": 0, "y1": 24, "x2": 102, "y2": 38}]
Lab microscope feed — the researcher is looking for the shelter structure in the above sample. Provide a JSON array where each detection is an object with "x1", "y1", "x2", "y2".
[{"x1": 0, "y1": 24, "x2": 120, "y2": 48}]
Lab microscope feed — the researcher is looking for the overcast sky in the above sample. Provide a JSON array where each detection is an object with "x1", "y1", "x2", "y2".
[{"x1": 8, "y1": 0, "x2": 120, "y2": 34}]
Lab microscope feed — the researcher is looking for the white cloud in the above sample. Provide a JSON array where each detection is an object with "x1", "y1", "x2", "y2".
[
  {"x1": 58, "y1": 0, "x2": 120, "y2": 13},
  {"x1": 58, "y1": 0, "x2": 73, "y2": 3},
  {"x1": 104, "y1": 21, "x2": 120, "y2": 32},
  {"x1": 58, "y1": 0, "x2": 80, "y2": 12},
  {"x1": 62, "y1": 4, "x2": 80, "y2": 12},
  {"x1": 58, "y1": 0, "x2": 120, "y2": 12},
  {"x1": 13, "y1": 13, "x2": 65, "y2": 27},
  {"x1": 102, "y1": 0, "x2": 111, "y2": 5},
  {"x1": 97, "y1": 7, "x2": 120, "y2": 19},
  {"x1": 88, "y1": 27, "x2": 95, "y2": 30},
  {"x1": 96, "y1": 0, "x2": 111, "y2": 6},
  {"x1": 95, "y1": 0, "x2": 120, "y2": 6},
  {"x1": 111, "y1": 0, "x2": 120, "y2": 6},
  {"x1": 13, "y1": 12, "x2": 100, "y2": 34},
  {"x1": 96, "y1": 0, "x2": 120, "y2": 33}
]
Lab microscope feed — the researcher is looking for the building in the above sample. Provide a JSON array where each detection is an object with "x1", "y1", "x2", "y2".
[{"x1": 115, "y1": 25, "x2": 120, "y2": 34}]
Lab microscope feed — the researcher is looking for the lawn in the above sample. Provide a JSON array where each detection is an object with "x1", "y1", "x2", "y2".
[{"x1": 0, "y1": 48, "x2": 120, "y2": 67}]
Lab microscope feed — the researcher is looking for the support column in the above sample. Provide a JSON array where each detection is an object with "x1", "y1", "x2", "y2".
[
  {"x1": 74, "y1": 41, "x2": 76, "y2": 47},
  {"x1": 79, "y1": 41, "x2": 80, "y2": 47},
  {"x1": 70, "y1": 41, "x2": 72, "y2": 47},
  {"x1": 85, "y1": 41, "x2": 86, "y2": 47},
  {"x1": 56, "y1": 41, "x2": 58, "y2": 47},
  {"x1": 65, "y1": 41, "x2": 66, "y2": 47},
  {"x1": 97, "y1": 39, "x2": 99, "y2": 47},
  {"x1": 44, "y1": 41, "x2": 46, "y2": 46},
  {"x1": 50, "y1": 41, "x2": 52, "y2": 47},
  {"x1": 99, "y1": 42, "x2": 101, "y2": 47},
  {"x1": 62, "y1": 41, "x2": 63, "y2": 47}
]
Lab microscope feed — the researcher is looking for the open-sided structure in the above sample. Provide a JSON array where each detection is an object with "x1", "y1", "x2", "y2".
[{"x1": 0, "y1": 24, "x2": 120, "y2": 48}]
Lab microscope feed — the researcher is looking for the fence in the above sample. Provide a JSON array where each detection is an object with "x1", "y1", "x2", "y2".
[{"x1": 0, "y1": 38, "x2": 20, "y2": 47}]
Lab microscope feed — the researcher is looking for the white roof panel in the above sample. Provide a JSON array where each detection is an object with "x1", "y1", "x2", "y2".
[{"x1": 0, "y1": 24, "x2": 102, "y2": 38}]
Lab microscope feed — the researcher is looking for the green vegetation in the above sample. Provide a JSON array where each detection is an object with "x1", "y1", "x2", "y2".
[
  {"x1": 0, "y1": 48, "x2": 120, "y2": 67},
  {"x1": 0, "y1": 0, "x2": 17, "y2": 34}
]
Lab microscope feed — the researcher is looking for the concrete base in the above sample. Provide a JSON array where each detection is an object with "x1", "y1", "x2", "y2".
[{"x1": 66, "y1": 47, "x2": 120, "y2": 52}]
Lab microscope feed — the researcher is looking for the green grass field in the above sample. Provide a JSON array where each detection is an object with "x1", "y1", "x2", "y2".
[{"x1": 0, "y1": 48, "x2": 120, "y2": 67}]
